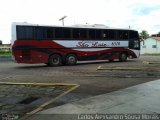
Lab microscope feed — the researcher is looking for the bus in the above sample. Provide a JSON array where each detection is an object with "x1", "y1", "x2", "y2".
[{"x1": 11, "y1": 22, "x2": 140, "y2": 66}]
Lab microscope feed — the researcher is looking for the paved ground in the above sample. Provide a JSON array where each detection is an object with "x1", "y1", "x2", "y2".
[
  {"x1": 0, "y1": 83, "x2": 77, "y2": 117},
  {"x1": 0, "y1": 56, "x2": 160, "y2": 114},
  {"x1": 0, "y1": 57, "x2": 12, "y2": 62},
  {"x1": 28, "y1": 79, "x2": 160, "y2": 120}
]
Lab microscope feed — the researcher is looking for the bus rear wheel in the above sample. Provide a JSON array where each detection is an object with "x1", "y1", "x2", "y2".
[
  {"x1": 66, "y1": 54, "x2": 77, "y2": 65},
  {"x1": 48, "y1": 54, "x2": 62, "y2": 66},
  {"x1": 119, "y1": 53, "x2": 127, "y2": 62}
]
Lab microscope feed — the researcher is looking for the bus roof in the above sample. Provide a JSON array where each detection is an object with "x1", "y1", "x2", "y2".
[{"x1": 12, "y1": 22, "x2": 136, "y2": 31}]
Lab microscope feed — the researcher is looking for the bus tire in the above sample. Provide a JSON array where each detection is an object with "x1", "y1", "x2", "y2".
[
  {"x1": 48, "y1": 54, "x2": 62, "y2": 66},
  {"x1": 119, "y1": 53, "x2": 127, "y2": 62},
  {"x1": 66, "y1": 54, "x2": 77, "y2": 65}
]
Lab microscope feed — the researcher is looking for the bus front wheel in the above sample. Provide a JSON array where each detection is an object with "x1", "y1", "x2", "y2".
[
  {"x1": 48, "y1": 54, "x2": 62, "y2": 66},
  {"x1": 119, "y1": 53, "x2": 127, "y2": 62},
  {"x1": 66, "y1": 54, "x2": 77, "y2": 65}
]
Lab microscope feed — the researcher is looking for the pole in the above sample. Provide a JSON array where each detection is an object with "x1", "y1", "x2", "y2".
[
  {"x1": 59, "y1": 16, "x2": 67, "y2": 26},
  {"x1": 62, "y1": 19, "x2": 64, "y2": 26}
]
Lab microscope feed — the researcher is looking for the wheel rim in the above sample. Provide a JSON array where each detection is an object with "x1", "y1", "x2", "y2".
[
  {"x1": 66, "y1": 54, "x2": 77, "y2": 65},
  {"x1": 68, "y1": 56, "x2": 76, "y2": 64},
  {"x1": 52, "y1": 57, "x2": 59, "y2": 65},
  {"x1": 49, "y1": 54, "x2": 62, "y2": 66},
  {"x1": 68, "y1": 56, "x2": 76, "y2": 63}
]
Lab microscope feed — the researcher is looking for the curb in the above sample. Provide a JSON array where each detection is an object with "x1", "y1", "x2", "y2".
[
  {"x1": 97, "y1": 66, "x2": 159, "y2": 71},
  {"x1": 143, "y1": 61, "x2": 160, "y2": 64}
]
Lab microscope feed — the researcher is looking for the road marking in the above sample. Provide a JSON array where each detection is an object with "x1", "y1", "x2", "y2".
[
  {"x1": 97, "y1": 65, "x2": 102, "y2": 70},
  {"x1": 97, "y1": 65, "x2": 160, "y2": 71},
  {"x1": 23, "y1": 84, "x2": 79, "y2": 120},
  {"x1": 143, "y1": 61, "x2": 160, "y2": 64},
  {"x1": 0, "y1": 81, "x2": 78, "y2": 86},
  {"x1": 0, "y1": 82, "x2": 79, "y2": 120}
]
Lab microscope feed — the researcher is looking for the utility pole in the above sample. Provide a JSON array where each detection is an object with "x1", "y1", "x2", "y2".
[
  {"x1": 129, "y1": 26, "x2": 131, "y2": 29},
  {"x1": 59, "y1": 16, "x2": 67, "y2": 26}
]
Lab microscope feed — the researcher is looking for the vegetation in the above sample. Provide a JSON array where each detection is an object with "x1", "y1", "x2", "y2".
[
  {"x1": 0, "y1": 51, "x2": 11, "y2": 63},
  {"x1": 0, "y1": 51, "x2": 11, "y2": 57},
  {"x1": 151, "y1": 32, "x2": 160, "y2": 37},
  {"x1": 139, "y1": 30, "x2": 149, "y2": 40},
  {"x1": 0, "y1": 40, "x2": 2, "y2": 45}
]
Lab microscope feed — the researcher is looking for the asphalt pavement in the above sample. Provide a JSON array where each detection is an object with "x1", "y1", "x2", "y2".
[{"x1": 27, "y1": 79, "x2": 160, "y2": 120}]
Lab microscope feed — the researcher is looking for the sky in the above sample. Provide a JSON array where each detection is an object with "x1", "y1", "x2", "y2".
[{"x1": 0, "y1": 0, "x2": 160, "y2": 44}]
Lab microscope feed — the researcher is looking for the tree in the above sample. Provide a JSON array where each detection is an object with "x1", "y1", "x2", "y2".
[
  {"x1": 151, "y1": 32, "x2": 160, "y2": 37},
  {"x1": 151, "y1": 34, "x2": 157, "y2": 37},
  {"x1": 0, "y1": 40, "x2": 2, "y2": 45},
  {"x1": 139, "y1": 30, "x2": 149, "y2": 40}
]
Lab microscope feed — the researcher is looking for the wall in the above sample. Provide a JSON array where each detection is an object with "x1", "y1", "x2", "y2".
[{"x1": 140, "y1": 38, "x2": 160, "y2": 54}]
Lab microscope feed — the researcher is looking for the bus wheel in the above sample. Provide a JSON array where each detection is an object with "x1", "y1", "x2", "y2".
[
  {"x1": 119, "y1": 53, "x2": 127, "y2": 62},
  {"x1": 66, "y1": 54, "x2": 77, "y2": 65},
  {"x1": 48, "y1": 54, "x2": 62, "y2": 66}
]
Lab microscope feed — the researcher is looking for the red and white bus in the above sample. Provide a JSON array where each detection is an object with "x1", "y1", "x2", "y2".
[{"x1": 11, "y1": 22, "x2": 140, "y2": 66}]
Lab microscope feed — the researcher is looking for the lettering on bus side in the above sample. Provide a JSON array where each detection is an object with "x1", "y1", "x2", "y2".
[
  {"x1": 91, "y1": 42, "x2": 108, "y2": 47},
  {"x1": 76, "y1": 41, "x2": 123, "y2": 48},
  {"x1": 111, "y1": 42, "x2": 120, "y2": 47},
  {"x1": 76, "y1": 42, "x2": 89, "y2": 47},
  {"x1": 76, "y1": 41, "x2": 109, "y2": 48}
]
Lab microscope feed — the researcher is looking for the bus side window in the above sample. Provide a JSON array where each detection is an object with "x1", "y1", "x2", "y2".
[
  {"x1": 95, "y1": 30, "x2": 102, "y2": 40},
  {"x1": 73, "y1": 29, "x2": 80, "y2": 39},
  {"x1": 102, "y1": 30, "x2": 108, "y2": 39},
  {"x1": 55, "y1": 28, "x2": 63, "y2": 39},
  {"x1": 46, "y1": 27, "x2": 54, "y2": 39},
  {"x1": 35, "y1": 27, "x2": 47, "y2": 40},
  {"x1": 89, "y1": 29, "x2": 95, "y2": 40},
  {"x1": 108, "y1": 30, "x2": 115, "y2": 40},
  {"x1": 123, "y1": 31, "x2": 129, "y2": 39},
  {"x1": 17, "y1": 26, "x2": 34, "y2": 40},
  {"x1": 129, "y1": 31, "x2": 139, "y2": 39},
  {"x1": 63, "y1": 28, "x2": 71, "y2": 39},
  {"x1": 118, "y1": 31, "x2": 123, "y2": 39},
  {"x1": 17, "y1": 26, "x2": 25, "y2": 40},
  {"x1": 25, "y1": 27, "x2": 34, "y2": 40},
  {"x1": 79, "y1": 29, "x2": 87, "y2": 40},
  {"x1": 117, "y1": 30, "x2": 128, "y2": 40},
  {"x1": 72, "y1": 29, "x2": 87, "y2": 40}
]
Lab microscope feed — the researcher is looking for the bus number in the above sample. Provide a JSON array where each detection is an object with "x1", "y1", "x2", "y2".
[{"x1": 112, "y1": 42, "x2": 120, "y2": 47}]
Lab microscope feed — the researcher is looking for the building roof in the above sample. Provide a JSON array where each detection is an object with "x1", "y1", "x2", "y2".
[{"x1": 151, "y1": 37, "x2": 160, "y2": 41}]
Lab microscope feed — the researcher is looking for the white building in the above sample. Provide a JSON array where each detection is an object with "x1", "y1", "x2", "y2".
[
  {"x1": 140, "y1": 37, "x2": 160, "y2": 54},
  {"x1": 0, "y1": 44, "x2": 11, "y2": 51}
]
